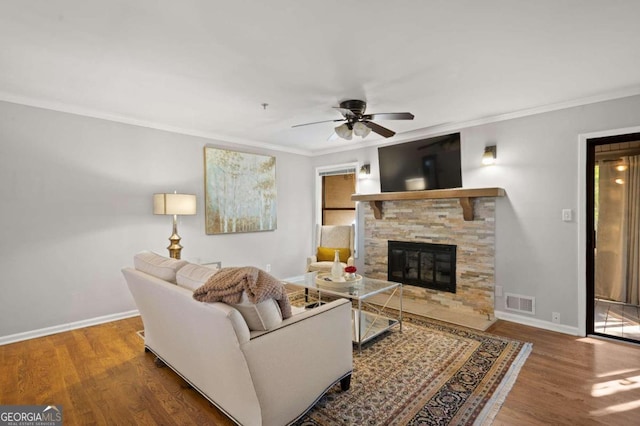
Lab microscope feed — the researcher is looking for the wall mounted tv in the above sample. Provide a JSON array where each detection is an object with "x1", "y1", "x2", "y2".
[{"x1": 378, "y1": 132, "x2": 462, "y2": 192}]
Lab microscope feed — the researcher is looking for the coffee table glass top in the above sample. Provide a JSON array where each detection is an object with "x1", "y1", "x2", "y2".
[{"x1": 285, "y1": 272, "x2": 400, "y2": 300}]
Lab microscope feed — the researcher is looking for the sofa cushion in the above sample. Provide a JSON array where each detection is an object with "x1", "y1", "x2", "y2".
[
  {"x1": 177, "y1": 263, "x2": 220, "y2": 291},
  {"x1": 232, "y1": 292, "x2": 283, "y2": 331},
  {"x1": 133, "y1": 251, "x2": 188, "y2": 283},
  {"x1": 316, "y1": 246, "x2": 351, "y2": 262}
]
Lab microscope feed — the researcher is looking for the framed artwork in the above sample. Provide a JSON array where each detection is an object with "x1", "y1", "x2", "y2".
[{"x1": 204, "y1": 147, "x2": 277, "y2": 234}]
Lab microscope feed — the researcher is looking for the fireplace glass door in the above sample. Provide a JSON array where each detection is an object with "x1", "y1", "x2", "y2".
[{"x1": 388, "y1": 241, "x2": 456, "y2": 293}]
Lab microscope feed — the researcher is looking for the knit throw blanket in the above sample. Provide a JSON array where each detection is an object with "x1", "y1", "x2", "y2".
[{"x1": 193, "y1": 266, "x2": 292, "y2": 319}]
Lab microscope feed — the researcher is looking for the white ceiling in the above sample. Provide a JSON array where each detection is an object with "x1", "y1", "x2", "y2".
[{"x1": 1, "y1": 0, "x2": 640, "y2": 155}]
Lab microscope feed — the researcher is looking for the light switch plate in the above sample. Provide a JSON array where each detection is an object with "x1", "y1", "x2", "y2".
[{"x1": 562, "y1": 209, "x2": 572, "y2": 222}]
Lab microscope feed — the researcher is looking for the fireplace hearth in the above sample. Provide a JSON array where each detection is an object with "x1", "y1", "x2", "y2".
[{"x1": 388, "y1": 240, "x2": 456, "y2": 293}]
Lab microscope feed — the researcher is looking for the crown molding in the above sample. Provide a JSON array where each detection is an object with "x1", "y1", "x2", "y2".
[
  {"x1": 0, "y1": 92, "x2": 314, "y2": 156},
  {"x1": 310, "y1": 86, "x2": 640, "y2": 156},
  {"x1": 3, "y1": 85, "x2": 640, "y2": 158}
]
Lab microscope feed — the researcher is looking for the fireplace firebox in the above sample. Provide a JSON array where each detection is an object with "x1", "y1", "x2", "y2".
[{"x1": 388, "y1": 240, "x2": 456, "y2": 293}]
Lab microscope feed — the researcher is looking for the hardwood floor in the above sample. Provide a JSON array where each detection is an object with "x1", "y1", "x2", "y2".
[
  {"x1": 1, "y1": 316, "x2": 638, "y2": 425},
  {"x1": 0, "y1": 317, "x2": 234, "y2": 426},
  {"x1": 488, "y1": 320, "x2": 640, "y2": 426}
]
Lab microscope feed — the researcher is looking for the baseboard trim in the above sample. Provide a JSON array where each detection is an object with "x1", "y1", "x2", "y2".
[
  {"x1": 495, "y1": 311, "x2": 580, "y2": 336},
  {"x1": 0, "y1": 310, "x2": 140, "y2": 346}
]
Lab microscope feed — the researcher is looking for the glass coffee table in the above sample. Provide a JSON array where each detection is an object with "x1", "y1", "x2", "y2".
[{"x1": 285, "y1": 273, "x2": 402, "y2": 351}]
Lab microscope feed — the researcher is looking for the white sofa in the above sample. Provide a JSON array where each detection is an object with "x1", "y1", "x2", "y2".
[{"x1": 122, "y1": 252, "x2": 353, "y2": 426}]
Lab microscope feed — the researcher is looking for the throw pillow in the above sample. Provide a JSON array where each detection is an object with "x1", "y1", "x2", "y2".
[
  {"x1": 133, "y1": 251, "x2": 188, "y2": 283},
  {"x1": 176, "y1": 263, "x2": 220, "y2": 291},
  {"x1": 317, "y1": 246, "x2": 350, "y2": 263},
  {"x1": 232, "y1": 292, "x2": 283, "y2": 331}
]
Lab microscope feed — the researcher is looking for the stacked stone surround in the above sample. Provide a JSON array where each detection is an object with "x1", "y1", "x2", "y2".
[{"x1": 364, "y1": 197, "x2": 496, "y2": 316}]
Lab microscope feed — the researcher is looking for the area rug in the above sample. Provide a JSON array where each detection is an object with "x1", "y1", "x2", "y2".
[{"x1": 293, "y1": 315, "x2": 532, "y2": 426}]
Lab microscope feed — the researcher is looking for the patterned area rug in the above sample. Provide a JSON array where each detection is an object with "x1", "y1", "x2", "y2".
[{"x1": 293, "y1": 314, "x2": 531, "y2": 426}]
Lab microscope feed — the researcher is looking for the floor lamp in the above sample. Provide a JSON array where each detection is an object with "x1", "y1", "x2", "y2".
[{"x1": 153, "y1": 192, "x2": 197, "y2": 259}]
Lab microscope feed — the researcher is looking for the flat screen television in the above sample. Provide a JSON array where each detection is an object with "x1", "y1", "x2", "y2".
[{"x1": 378, "y1": 132, "x2": 462, "y2": 192}]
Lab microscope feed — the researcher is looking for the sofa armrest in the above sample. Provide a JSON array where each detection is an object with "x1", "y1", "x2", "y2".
[
  {"x1": 240, "y1": 298, "x2": 353, "y2": 426},
  {"x1": 247, "y1": 298, "x2": 344, "y2": 339}
]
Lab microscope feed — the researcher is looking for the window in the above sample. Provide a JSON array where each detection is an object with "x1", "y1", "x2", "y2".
[{"x1": 322, "y1": 173, "x2": 356, "y2": 225}]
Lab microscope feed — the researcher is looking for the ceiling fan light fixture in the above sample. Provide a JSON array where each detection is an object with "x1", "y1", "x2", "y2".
[
  {"x1": 353, "y1": 122, "x2": 372, "y2": 138},
  {"x1": 294, "y1": 99, "x2": 414, "y2": 140},
  {"x1": 335, "y1": 123, "x2": 353, "y2": 140}
]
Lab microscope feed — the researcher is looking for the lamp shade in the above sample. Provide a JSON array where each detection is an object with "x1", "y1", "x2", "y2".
[{"x1": 153, "y1": 193, "x2": 197, "y2": 215}]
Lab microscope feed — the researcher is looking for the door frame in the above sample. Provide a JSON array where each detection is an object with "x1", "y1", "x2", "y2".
[
  {"x1": 314, "y1": 162, "x2": 360, "y2": 256},
  {"x1": 578, "y1": 125, "x2": 640, "y2": 337}
]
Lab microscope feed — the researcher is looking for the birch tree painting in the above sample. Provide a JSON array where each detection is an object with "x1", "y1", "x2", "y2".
[{"x1": 204, "y1": 147, "x2": 277, "y2": 234}]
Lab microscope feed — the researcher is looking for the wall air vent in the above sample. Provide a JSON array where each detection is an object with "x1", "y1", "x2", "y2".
[{"x1": 504, "y1": 293, "x2": 535, "y2": 314}]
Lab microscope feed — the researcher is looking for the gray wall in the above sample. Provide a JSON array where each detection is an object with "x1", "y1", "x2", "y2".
[
  {"x1": 3, "y1": 94, "x2": 640, "y2": 340},
  {"x1": 0, "y1": 101, "x2": 314, "y2": 338},
  {"x1": 314, "y1": 94, "x2": 640, "y2": 333}
]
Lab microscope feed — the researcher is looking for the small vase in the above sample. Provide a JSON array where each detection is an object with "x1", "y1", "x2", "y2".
[
  {"x1": 345, "y1": 272, "x2": 356, "y2": 281},
  {"x1": 331, "y1": 250, "x2": 343, "y2": 279}
]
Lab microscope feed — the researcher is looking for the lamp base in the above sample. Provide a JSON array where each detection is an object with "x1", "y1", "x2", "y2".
[{"x1": 168, "y1": 233, "x2": 183, "y2": 260}]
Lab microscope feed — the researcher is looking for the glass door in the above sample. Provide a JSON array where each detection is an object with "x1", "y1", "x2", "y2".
[{"x1": 587, "y1": 133, "x2": 640, "y2": 343}]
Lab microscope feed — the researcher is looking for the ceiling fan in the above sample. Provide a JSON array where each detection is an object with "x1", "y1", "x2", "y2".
[{"x1": 292, "y1": 99, "x2": 414, "y2": 140}]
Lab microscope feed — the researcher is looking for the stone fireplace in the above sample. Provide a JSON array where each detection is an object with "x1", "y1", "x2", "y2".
[{"x1": 363, "y1": 197, "x2": 496, "y2": 317}]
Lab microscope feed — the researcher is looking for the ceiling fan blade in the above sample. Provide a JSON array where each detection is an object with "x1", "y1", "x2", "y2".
[
  {"x1": 362, "y1": 112, "x2": 414, "y2": 121},
  {"x1": 292, "y1": 118, "x2": 345, "y2": 128},
  {"x1": 327, "y1": 132, "x2": 339, "y2": 141},
  {"x1": 364, "y1": 121, "x2": 396, "y2": 138},
  {"x1": 333, "y1": 107, "x2": 356, "y2": 117}
]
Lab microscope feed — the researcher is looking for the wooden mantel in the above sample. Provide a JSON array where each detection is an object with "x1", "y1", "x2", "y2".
[{"x1": 351, "y1": 187, "x2": 506, "y2": 221}]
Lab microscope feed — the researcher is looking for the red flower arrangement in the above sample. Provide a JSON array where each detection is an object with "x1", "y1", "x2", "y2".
[{"x1": 344, "y1": 266, "x2": 357, "y2": 274}]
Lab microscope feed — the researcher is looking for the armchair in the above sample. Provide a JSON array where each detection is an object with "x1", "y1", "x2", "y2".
[{"x1": 306, "y1": 224, "x2": 355, "y2": 273}]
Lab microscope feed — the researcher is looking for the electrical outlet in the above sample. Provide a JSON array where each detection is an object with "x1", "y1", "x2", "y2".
[
  {"x1": 265, "y1": 264, "x2": 271, "y2": 272},
  {"x1": 552, "y1": 312, "x2": 560, "y2": 323}
]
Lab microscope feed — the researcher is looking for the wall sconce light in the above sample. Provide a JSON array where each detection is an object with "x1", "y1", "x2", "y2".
[
  {"x1": 153, "y1": 192, "x2": 197, "y2": 259},
  {"x1": 359, "y1": 164, "x2": 371, "y2": 178},
  {"x1": 481, "y1": 145, "x2": 497, "y2": 166}
]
